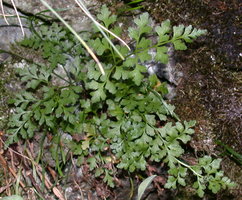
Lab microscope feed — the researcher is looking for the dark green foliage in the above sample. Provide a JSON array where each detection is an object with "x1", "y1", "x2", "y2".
[
  {"x1": 216, "y1": 140, "x2": 242, "y2": 166},
  {"x1": 121, "y1": 0, "x2": 145, "y2": 12},
  {"x1": 7, "y1": 5, "x2": 235, "y2": 197}
]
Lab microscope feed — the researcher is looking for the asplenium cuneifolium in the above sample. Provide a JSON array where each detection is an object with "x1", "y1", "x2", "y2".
[{"x1": 7, "y1": 5, "x2": 235, "y2": 197}]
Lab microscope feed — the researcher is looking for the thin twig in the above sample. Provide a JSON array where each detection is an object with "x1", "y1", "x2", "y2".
[
  {"x1": 0, "y1": 14, "x2": 14, "y2": 16},
  {"x1": 74, "y1": 179, "x2": 85, "y2": 200},
  {"x1": 0, "y1": 138, "x2": 32, "y2": 161},
  {"x1": 8, "y1": 166, "x2": 26, "y2": 189}
]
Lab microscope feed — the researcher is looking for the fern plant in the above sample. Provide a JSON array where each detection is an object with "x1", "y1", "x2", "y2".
[{"x1": 6, "y1": 5, "x2": 235, "y2": 198}]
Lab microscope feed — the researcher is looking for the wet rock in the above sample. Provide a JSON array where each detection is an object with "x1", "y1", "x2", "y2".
[
  {"x1": 143, "y1": 0, "x2": 241, "y2": 71},
  {"x1": 143, "y1": 0, "x2": 242, "y2": 198}
]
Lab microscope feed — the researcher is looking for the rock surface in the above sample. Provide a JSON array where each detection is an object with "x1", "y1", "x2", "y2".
[
  {"x1": 0, "y1": 0, "x2": 101, "y2": 62},
  {"x1": 144, "y1": 0, "x2": 242, "y2": 198}
]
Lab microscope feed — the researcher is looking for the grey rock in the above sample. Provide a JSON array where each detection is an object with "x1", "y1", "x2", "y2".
[
  {"x1": 2, "y1": 0, "x2": 101, "y2": 32},
  {"x1": 144, "y1": 46, "x2": 183, "y2": 99},
  {"x1": 0, "y1": 0, "x2": 101, "y2": 63}
]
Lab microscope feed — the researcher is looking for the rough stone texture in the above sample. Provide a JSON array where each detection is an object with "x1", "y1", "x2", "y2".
[
  {"x1": 0, "y1": 13, "x2": 30, "y2": 61},
  {"x1": 3, "y1": 0, "x2": 101, "y2": 32},
  {"x1": 0, "y1": 0, "x2": 101, "y2": 62},
  {"x1": 144, "y1": 0, "x2": 242, "y2": 198}
]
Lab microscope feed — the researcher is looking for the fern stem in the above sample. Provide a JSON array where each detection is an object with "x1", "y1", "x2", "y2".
[
  {"x1": 147, "y1": 87, "x2": 180, "y2": 121},
  {"x1": 175, "y1": 158, "x2": 203, "y2": 178}
]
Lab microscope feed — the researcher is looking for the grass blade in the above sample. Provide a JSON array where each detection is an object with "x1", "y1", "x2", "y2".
[
  {"x1": 75, "y1": 0, "x2": 130, "y2": 57},
  {"x1": 127, "y1": 0, "x2": 145, "y2": 5},
  {"x1": 39, "y1": 0, "x2": 105, "y2": 75},
  {"x1": 0, "y1": 0, "x2": 9, "y2": 25},
  {"x1": 137, "y1": 175, "x2": 156, "y2": 200},
  {"x1": 10, "y1": 0, "x2": 25, "y2": 36},
  {"x1": 216, "y1": 140, "x2": 242, "y2": 166}
]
